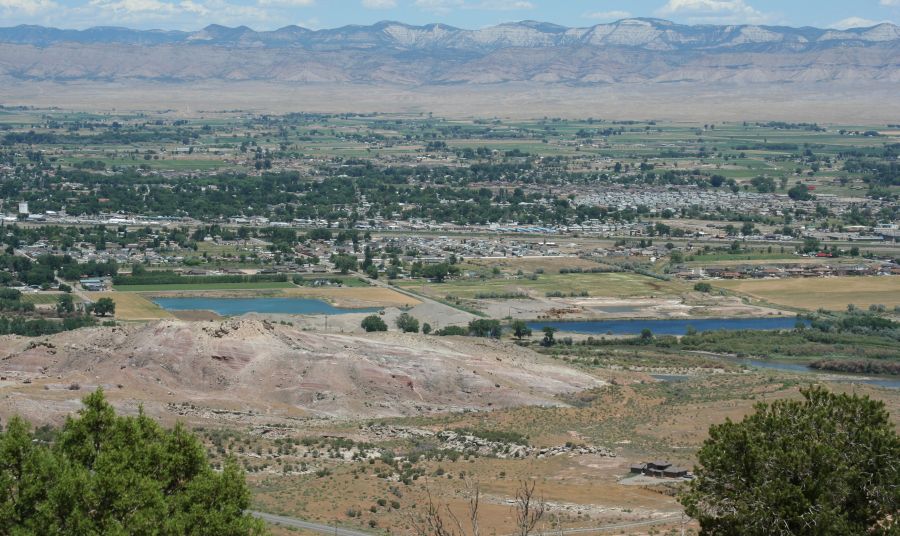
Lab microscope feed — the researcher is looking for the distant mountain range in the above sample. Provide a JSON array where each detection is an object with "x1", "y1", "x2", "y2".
[{"x1": 0, "y1": 18, "x2": 898, "y2": 85}]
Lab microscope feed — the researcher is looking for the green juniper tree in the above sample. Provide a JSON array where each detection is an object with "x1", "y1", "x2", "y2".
[
  {"x1": 395, "y1": 313, "x2": 420, "y2": 333},
  {"x1": 361, "y1": 314, "x2": 388, "y2": 332},
  {"x1": 91, "y1": 297, "x2": 116, "y2": 317},
  {"x1": 510, "y1": 319, "x2": 532, "y2": 340},
  {"x1": 0, "y1": 389, "x2": 264, "y2": 535},
  {"x1": 681, "y1": 386, "x2": 900, "y2": 535}
]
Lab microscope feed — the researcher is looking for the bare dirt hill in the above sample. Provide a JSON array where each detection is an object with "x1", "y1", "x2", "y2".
[{"x1": 0, "y1": 320, "x2": 602, "y2": 424}]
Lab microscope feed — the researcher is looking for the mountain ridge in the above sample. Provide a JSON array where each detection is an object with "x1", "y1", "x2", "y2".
[
  {"x1": 1, "y1": 19, "x2": 898, "y2": 51},
  {"x1": 0, "y1": 19, "x2": 897, "y2": 86}
]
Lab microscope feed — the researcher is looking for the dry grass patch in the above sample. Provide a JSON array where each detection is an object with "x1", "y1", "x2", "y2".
[
  {"x1": 462, "y1": 257, "x2": 604, "y2": 275},
  {"x1": 250, "y1": 455, "x2": 680, "y2": 536},
  {"x1": 89, "y1": 292, "x2": 174, "y2": 320},
  {"x1": 399, "y1": 273, "x2": 686, "y2": 300},
  {"x1": 716, "y1": 276, "x2": 900, "y2": 311}
]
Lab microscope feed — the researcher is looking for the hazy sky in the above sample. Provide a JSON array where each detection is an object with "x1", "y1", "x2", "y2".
[{"x1": 1, "y1": 0, "x2": 897, "y2": 31}]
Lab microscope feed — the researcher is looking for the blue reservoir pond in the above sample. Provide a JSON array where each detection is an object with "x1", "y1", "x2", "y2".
[{"x1": 153, "y1": 297, "x2": 379, "y2": 316}]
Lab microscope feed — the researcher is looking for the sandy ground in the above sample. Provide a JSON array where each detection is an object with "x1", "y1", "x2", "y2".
[
  {"x1": 280, "y1": 287, "x2": 421, "y2": 308},
  {"x1": 238, "y1": 299, "x2": 478, "y2": 334},
  {"x1": 2, "y1": 81, "x2": 898, "y2": 122},
  {"x1": 254, "y1": 451, "x2": 689, "y2": 536},
  {"x1": 478, "y1": 295, "x2": 784, "y2": 320}
]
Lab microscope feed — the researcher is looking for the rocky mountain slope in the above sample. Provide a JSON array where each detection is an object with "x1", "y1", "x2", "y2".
[
  {"x1": 0, "y1": 19, "x2": 897, "y2": 85},
  {"x1": 0, "y1": 320, "x2": 603, "y2": 423}
]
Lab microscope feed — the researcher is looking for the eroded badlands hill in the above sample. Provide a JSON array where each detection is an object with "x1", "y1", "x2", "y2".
[{"x1": 0, "y1": 320, "x2": 602, "y2": 424}]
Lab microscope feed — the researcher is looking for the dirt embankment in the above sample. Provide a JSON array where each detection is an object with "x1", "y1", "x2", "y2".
[{"x1": 0, "y1": 320, "x2": 602, "y2": 425}]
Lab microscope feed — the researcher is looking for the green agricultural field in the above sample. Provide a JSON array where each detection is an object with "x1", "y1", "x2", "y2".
[
  {"x1": 60, "y1": 157, "x2": 232, "y2": 171},
  {"x1": 193, "y1": 242, "x2": 248, "y2": 256},
  {"x1": 684, "y1": 251, "x2": 801, "y2": 264},
  {"x1": 397, "y1": 272, "x2": 686, "y2": 300},
  {"x1": 18, "y1": 293, "x2": 67, "y2": 305},
  {"x1": 90, "y1": 292, "x2": 173, "y2": 320},
  {"x1": 113, "y1": 282, "x2": 295, "y2": 292}
]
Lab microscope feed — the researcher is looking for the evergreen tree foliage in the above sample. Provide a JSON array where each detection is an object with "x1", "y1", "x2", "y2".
[
  {"x1": 681, "y1": 386, "x2": 900, "y2": 535},
  {"x1": 0, "y1": 389, "x2": 265, "y2": 535}
]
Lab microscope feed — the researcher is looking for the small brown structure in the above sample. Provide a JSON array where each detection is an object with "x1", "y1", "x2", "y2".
[
  {"x1": 663, "y1": 466, "x2": 689, "y2": 478},
  {"x1": 631, "y1": 461, "x2": 690, "y2": 479}
]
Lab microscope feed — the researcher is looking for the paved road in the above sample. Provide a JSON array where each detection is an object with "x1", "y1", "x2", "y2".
[
  {"x1": 250, "y1": 511, "x2": 372, "y2": 536},
  {"x1": 14, "y1": 247, "x2": 93, "y2": 305},
  {"x1": 357, "y1": 270, "x2": 478, "y2": 326},
  {"x1": 359, "y1": 270, "x2": 436, "y2": 306},
  {"x1": 55, "y1": 275, "x2": 93, "y2": 304},
  {"x1": 252, "y1": 510, "x2": 684, "y2": 535},
  {"x1": 530, "y1": 515, "x2": 684, "y2": 534}
]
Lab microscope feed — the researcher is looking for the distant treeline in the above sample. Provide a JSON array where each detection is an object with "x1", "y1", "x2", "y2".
[
  {"x1": 757, "y1": 122, "x2": 825, "y2": 132},
  {"x1": 811, "y1": 360, "x2": 900, "y2": 376},
  {"x1": 558, "y1": 266, "x2": 623, "y2": 274},
  {"x1": 474, "y1": 292, "x2": 530, "y2": 300},
  {"x1": 2, "y1": 130, "x2": 187, "y2": 146},
  {"x1": 0, "y1": 315, "x2": 96, "y2": 337},
  {"x1": 735, "y1": 143, "x2": 799, "y2": 151},
  {"x1": 546, "y1": 291, "x2": 589, "y2": 298},
  {"x1": 0, "y1": 288, "x2": 35, "y2": 313},
  {"x1": 1, "y1": 254, "x2": 117, "y2": 287},
  {"x1": 435, "y1": 319, "x2": 502, "y2": 338},
  {"x1": 112, "y1": 272, "x2": 288, "y2": 286}
]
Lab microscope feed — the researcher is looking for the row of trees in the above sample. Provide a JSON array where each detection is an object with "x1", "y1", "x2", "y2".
[
  {"x1": 361, "y1": 313, "x2": 432, "y2": 335},
  {"x1": 360, "y1": 315, "x2": 541, "y2": 340}
]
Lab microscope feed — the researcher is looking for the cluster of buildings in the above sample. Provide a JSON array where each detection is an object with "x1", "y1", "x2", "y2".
[
  {"x1": 16, "y1": 240, "x2": 193, "y2": 269},
  {"x1": 674, "y1": 263, "x2": 900, "y2": 280},
  {"x1": 372, "y1": 234, "x2": 567, "y2": 261},
  {"x1": 0, "y1": 208, "x2": 193, "y2": 228},
  {"x1": 78, "y1": 278, "x2": 106, "y2": 292},
  {"x1": 573, "y1": 185, "x2": 892, "y2": 221}
]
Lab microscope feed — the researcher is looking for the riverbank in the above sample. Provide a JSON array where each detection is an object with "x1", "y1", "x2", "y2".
[
  {"x1": 648, "y1": 353, "x2": 900, "y2": 390},
  {"x1": 527, "y1": 316, "x2": 806, "y2": 336}
]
